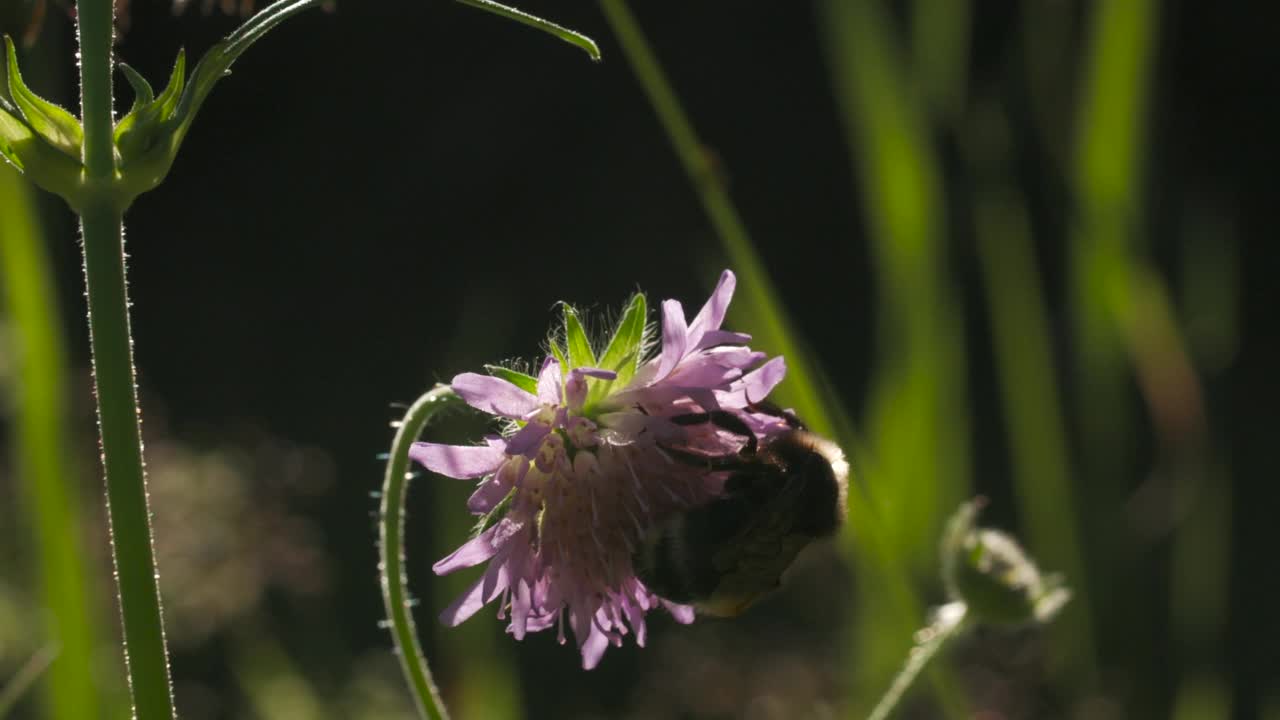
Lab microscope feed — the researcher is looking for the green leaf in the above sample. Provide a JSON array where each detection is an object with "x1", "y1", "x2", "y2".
[
  {"x1": 586, "y1": 292, "x2": 647, "y2": 406},
  {"x1": 455, "y1": 0, "x2": 601, "y2": 62},
  {"x1": 168, "y1": 0, "x2": 324, "y2": 151},
  {"x1": 5, "y1": 36, "x2": 81, "y2": 157},
  {"x1": 562, "y1": 305, "x2": 595, "y2": 370},
  {"x1": 484, "y1": 365, "x2": 538, "y2": 394}
]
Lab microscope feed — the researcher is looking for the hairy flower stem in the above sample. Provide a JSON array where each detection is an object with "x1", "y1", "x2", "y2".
[
  {"x1": 77, "y1": 2, "x2": 177, "y2": 717},
  {"x1": 866, "y1": 603, "x2": 969, "y2": 720},
  {"x1": 81, "y1": 201, "x2": 176, "y2": 720},
  {"x1": 380, "y1": 386, "x2": 460, "y2": 720}
]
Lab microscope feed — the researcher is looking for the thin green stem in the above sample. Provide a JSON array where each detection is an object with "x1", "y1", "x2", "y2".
[
  {"x1": 866, "y1": 604, "x2": 969, "y2": 720},
  {"x1": 75, "y1": 0, "x2": 115, "y2": 180},
  {"x1": 80, "y1": 201, "x2": 175, "y2": 719},
  {"x1": 380, "y1": 386, "x2": 461, "y2": 720}
]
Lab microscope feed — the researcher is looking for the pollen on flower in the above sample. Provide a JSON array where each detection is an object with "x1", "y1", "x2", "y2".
[{"x1": 408, "y1": 270, "x2": 790, "y2": 669}]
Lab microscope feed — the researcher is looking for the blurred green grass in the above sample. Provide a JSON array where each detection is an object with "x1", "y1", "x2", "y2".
[{"x1": 0, "y1": 0, "x2": 1244, "y2": 717}]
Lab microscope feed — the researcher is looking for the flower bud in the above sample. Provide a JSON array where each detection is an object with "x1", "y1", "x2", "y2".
[{"x1": 941, "y1": 499, "x2": 1071, "y2": 625}]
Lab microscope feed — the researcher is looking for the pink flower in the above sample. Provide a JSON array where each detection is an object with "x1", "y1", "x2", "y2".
[{"x1": 410, "y1": 270, "x2": 789, "y2": 668}]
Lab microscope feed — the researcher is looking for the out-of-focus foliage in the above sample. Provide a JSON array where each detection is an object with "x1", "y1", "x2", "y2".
[{"x1": 0, "y1": 0, "x2": 1263, "y2": 718}]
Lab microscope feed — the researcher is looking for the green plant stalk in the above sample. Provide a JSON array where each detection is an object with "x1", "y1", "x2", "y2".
[
  {"x1": 866, "y1": 604, "x2": 968, "y2": 720},
  {"x1": 0, "y1": 165, "x2": 101, "y2": 720},
  {"x1": 380, "y1": 386, "x2": 460, "y2": 720},
  {"x1": 80, "y1": 200, "x2": 176, "y2": 720},
  {"x1": 75, "y1": 0, "x2": 177, "y2": 715}
]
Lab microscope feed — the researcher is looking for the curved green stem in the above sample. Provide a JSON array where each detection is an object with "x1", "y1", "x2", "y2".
[
  {"x1": 867, "y1": 603, "x2": 969, "y2": 720},
  {"x1": 380, "y1": 386, "x2": 461, "y2": 720}
]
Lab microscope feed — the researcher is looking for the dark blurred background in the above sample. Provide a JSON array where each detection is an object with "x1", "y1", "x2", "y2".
[{"x1": 1, "y1": 0, "x2": 1275, "y2": 718}]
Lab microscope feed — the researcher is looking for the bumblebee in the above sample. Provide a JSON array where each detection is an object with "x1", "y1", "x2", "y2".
[{"x1": 633, "y1": 412, "x2": 849, "y2": 617}]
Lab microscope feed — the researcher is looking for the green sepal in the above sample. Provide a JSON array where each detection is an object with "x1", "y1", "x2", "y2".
[
  {"x1": 484, "y1": 365, "x2": 538, "y2": 395},
  {"x1": 549, "y1": 341, "x2": 568, "y2": 375},
  {"x1": 118, "y1": 63, "x2": 156, "y2": 114},
  {"x1": 586, "y1": 292, "x2": 647, "y2": 406},
  {"x1": 113, "y1": 54, "x2": 185, "y2": 158},
  {"x1": 562, "y1": 305, "x2": 596, "y2": 371},
  {"x1": 5, "y1": 36, "x2": 82, "y2": 158}
]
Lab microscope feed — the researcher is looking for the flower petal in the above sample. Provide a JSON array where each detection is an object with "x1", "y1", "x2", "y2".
[
  {"x1": 694, "y1": 329, "x2": 752, "y2": 351},
  {"x1": 536, "y1": 356, "x2": 561, "y2": 404},
  {"x1": 409, "y1": 441, "x2": 507, "y2": 479},
  {"x1": 510, "y1": 578, "x2": 533, "y2": 640},
  {"x1": 663, "y1": 600, "x2": 696, "y2": 624},
  {"x1": 433, "y1": 523, "x2": 502, "y2": 575},
  {"x1": 452, "y1": 373, "x2": 540, "y2": 418},
  {"x1": 720, "y1": 356, "x2": 787, "y2": 407},
  {"x1": 439, "y1": 548, "x2": 513, "y2": 626},
  {"x1": 505, "y1": 421, "x2": 552, "y2": 457},
  {"x1": 578, "y1": 617, "x2": 611, "y2": 670},
  {"x1": 467, "y1": 475, "x2": 512, "y2": 514},
  {"x1": 687, "y1": 269, "x2": 736, "y2": 347},
  {"x1": 654, "y1": 299, "x2": 689, "y2": 381}
]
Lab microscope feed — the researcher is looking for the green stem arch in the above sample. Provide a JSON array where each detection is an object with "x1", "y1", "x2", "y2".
[{"x1": 380, "y1": 386, "x2": 461, "y2": 720}]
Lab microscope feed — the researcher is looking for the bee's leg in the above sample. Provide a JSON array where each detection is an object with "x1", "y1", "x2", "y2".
[
  {"x1": 746, "y1": 401, "x2": 805, "y2": 430},
  {"x1": 660, "y1": 446, "x2": 754, "y2": 472},
  {"x1": 668, "y1": 410, "x2": 758, "y2": 455}
]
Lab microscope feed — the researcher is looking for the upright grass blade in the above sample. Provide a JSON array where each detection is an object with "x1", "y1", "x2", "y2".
[
  {"x1": 0, "y1": 167, "x2": 102, "y2": 720},
  {"x1": 379, "y1": 386, "x2": 463, "y2": 720},
  {"x1": 1071, "y1": 0, "x2": 1161, "y2": 712},
  {"x1": 596, "y1": 0, "x2": 846, "y2": 443},
  {"x1": 817, "y1": 1, "x2": 970, "y2": 715},
  {"x1": 910, "y1": 0, "x2": 969, "y2": 124},
  {"x1": 597, "y1": 2, "x2": 964, "y2": 716},
  {"x1": 967, "y1": 106, "x2": 1096, "y2": 677},
  {"x1": 817, "y1": 0, "x2": 968, "y2": 576}
]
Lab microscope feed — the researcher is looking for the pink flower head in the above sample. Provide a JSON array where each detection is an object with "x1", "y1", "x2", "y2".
[{"x1": 409, "y1": 270, "x2": 790, "y2": 668}]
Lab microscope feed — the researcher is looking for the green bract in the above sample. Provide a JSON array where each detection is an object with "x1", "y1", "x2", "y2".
[
  {"x1": 1, "y1": 36, "x2": 83, "y2": 199},
  {"x1": 114, "y1": 0, "x2": 327, "y2": 201}
]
